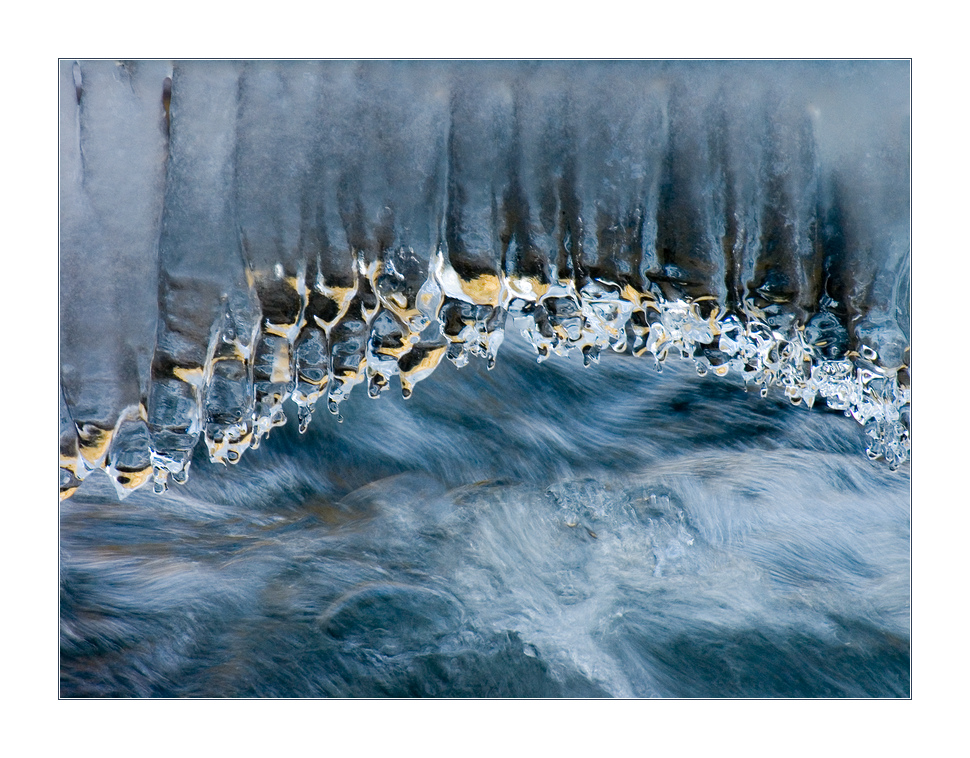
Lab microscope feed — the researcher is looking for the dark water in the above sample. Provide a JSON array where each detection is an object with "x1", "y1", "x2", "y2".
[{"x1": 59, "y1": 331, "x2": 910, "y2": 697}]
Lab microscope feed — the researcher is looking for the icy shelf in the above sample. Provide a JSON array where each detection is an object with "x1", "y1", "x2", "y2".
[{"x1": 59, "y1": 60, "x2": 911, "y2": 499}]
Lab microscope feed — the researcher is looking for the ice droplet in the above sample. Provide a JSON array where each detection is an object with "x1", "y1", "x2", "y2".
[{"x1": 298, "y1": 404, "x2": 313, "y2": 434}]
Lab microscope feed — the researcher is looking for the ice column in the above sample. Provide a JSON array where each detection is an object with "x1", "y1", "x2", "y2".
[{"x1": 59, "y1": 60, "x2": 170, "y2": 499}]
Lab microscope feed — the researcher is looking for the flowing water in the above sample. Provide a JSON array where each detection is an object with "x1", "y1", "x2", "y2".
[{"x1": 60, "y1": 334, "x2": 910, "y2": 697}]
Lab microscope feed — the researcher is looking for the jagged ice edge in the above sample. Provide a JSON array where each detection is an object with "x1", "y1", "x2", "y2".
[{"x1": 136, "y1": 277, "x2": 910, "y2": 495}]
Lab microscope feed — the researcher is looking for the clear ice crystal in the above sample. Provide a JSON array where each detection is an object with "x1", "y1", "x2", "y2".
[{"x1": 127, "y1": 254, "x2": 910, "y2": 496}]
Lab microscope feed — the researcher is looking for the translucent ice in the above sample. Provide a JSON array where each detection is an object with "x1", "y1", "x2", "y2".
[{"x1": 59, "y1": 60, "x2": 911, "y2": 499}]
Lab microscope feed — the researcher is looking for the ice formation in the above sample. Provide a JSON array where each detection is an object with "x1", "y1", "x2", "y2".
[{"x1": 59, "y1": 60, "x2": 911, "y2": 500}]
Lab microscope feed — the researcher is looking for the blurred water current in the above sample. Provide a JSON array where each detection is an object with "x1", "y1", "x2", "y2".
[{"x1": 60, "y1": 329, "x2": 910, "y2": 697}]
